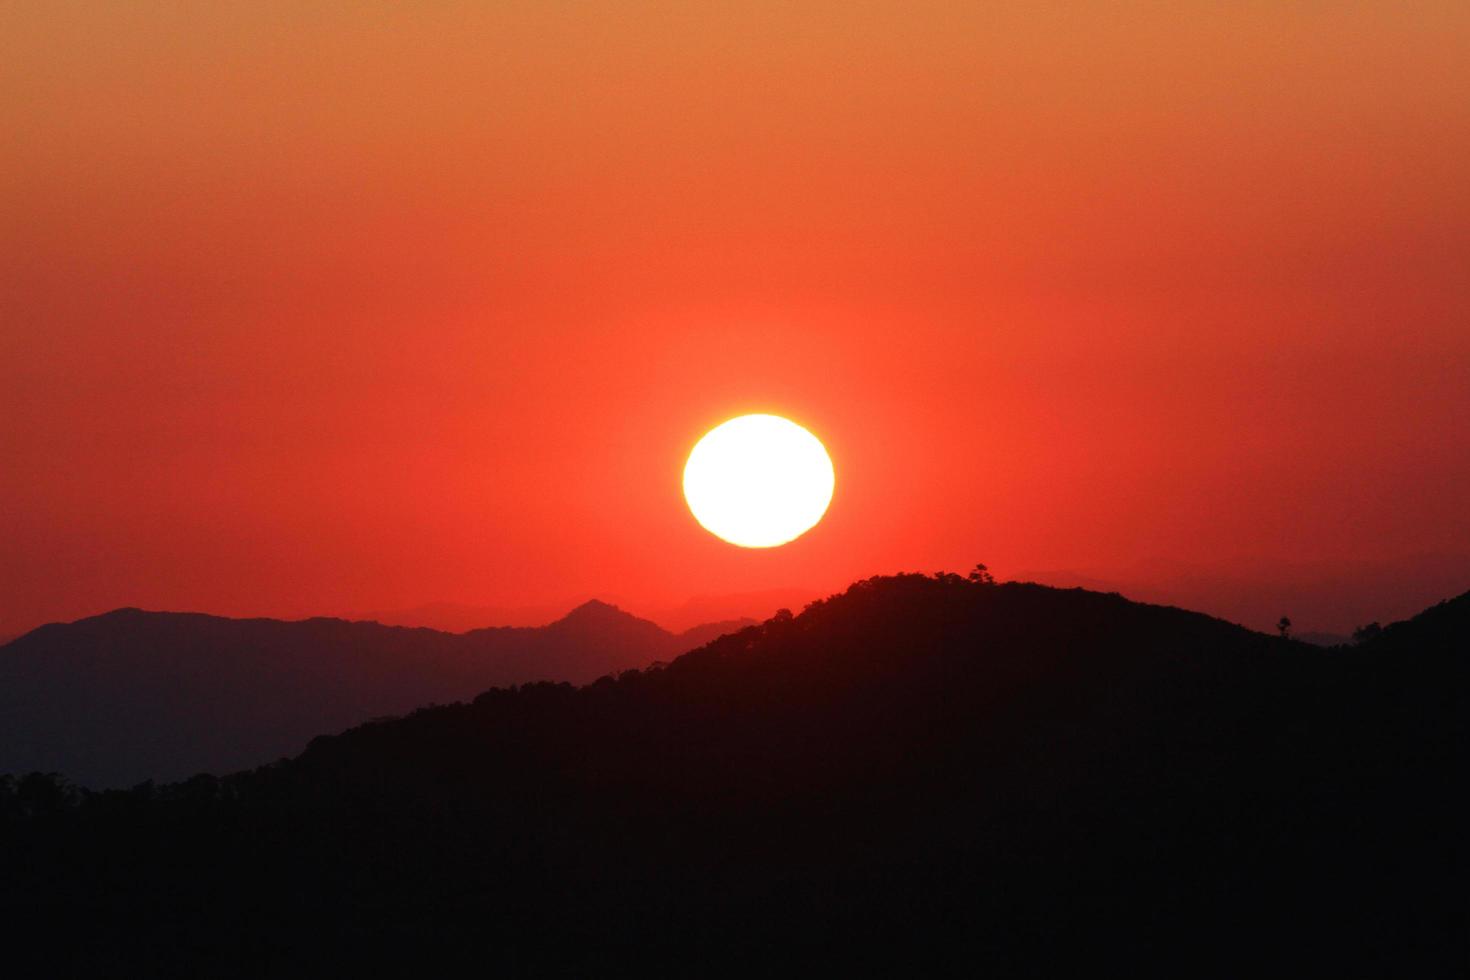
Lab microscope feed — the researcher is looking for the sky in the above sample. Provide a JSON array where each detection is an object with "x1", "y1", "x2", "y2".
[{"x1": 3, "y1": 2, "x2": 1468, "y2": 637}]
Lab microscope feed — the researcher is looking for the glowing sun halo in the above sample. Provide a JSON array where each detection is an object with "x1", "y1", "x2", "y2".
[{"x1": 683, "y1": 414, "x2": 835, "y2": 548}]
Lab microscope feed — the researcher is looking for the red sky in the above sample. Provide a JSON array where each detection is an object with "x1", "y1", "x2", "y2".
[{"x1": 3, "y1": 3, "x2": 1468, "y2": 637}]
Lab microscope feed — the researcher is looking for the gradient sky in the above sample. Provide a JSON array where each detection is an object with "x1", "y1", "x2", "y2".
[{"x1": 4, "y1": 2, "x2": 1468, "y2": 636}]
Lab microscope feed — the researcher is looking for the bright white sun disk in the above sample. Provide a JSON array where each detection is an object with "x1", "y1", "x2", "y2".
[{"x1": 682, "y1": 414, "x2": 835, "y2": 548}]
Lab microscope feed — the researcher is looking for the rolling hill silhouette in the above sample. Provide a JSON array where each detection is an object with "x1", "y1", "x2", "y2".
[
  {"x1": 0, "y1": 602, "x2": 751, "y2": 787},
  {"x1": 0, "y1": 574, "x2": 1462, "y2": 973}
]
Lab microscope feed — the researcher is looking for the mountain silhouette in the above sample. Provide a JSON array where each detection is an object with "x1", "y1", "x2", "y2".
[
  {"x1": 1020, "y1": 551, "x2": 1470, "y2": 634},
  {"x1": 0, "y1": 603, "x2": 751, "y2": 787},
  {"x1": 351, "y1": 599, "x2": 572, "y2": 632},
  {"x1": 647, "y1": 585, "x2": 821, "y2": 631},
  {"x1": 0, "y1": 574, "x2": 1461, "y2": 973},
  {"x1": 352, "y1": 594, "x2": 786, "y2": 635}
]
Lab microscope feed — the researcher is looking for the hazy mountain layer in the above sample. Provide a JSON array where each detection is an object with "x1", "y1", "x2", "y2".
[{"x1": 0, "y1": 601, "x2": 750, "y2": 786}]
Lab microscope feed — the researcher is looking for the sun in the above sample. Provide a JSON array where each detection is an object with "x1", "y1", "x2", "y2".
[{"x1": 683, "y1": 414, "x2": 835, "y2": 548}]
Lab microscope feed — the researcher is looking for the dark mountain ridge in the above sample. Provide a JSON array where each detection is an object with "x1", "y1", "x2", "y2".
[
  {"x1": 1, "y1": 574, "x2": 1462, "y2": 973},
  {"x1": 0, "y1": 602, "x2": 751, "y2": 787}
]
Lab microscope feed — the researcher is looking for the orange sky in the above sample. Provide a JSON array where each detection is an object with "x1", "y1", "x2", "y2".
[{"x1": 3, "y1": 3, "x2": 1468, "y2": 636}]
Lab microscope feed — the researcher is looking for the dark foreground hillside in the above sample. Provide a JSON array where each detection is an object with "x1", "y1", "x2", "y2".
[{"x1": 1, "y1": 575, "x2": 1463, "y2": 974}]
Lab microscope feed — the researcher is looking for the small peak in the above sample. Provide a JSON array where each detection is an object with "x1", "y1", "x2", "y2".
[
  {"x1": 72, "y1": 607, "x2": 156, "y2": 626},
  {"x1": 557, "y1": 599, "x2": 630, "y2": 623},
  {"x1": 550, "y1": 599, "x2": 670, "y2": 638},
  {"x1": 572, "y1": 598, "x2": 622, "y2": 614}
]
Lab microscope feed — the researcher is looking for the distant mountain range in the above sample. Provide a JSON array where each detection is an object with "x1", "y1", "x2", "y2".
[
  {"x1": 354, "y1": 587, "x2": 819, "y2": 634},
  {"x1": 1018, "y1": 551, "x2": 1470, "y2": 635},
  {"x1": 350, "y1": 600, "x2": 573, "y2": 633},
  {"x1": 0, "y1": 602, "x2": 753, "y2": 787},
  {"x1": 347, "y1": 553, "x2": 1470, "y2": 641}
]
